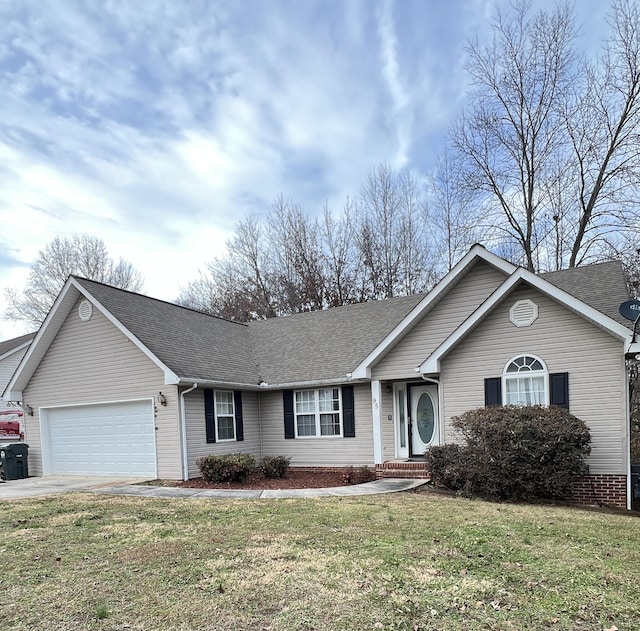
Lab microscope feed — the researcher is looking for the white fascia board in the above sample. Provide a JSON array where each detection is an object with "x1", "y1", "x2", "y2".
[
  {"x1": 0, "y1": 340, "x2": 33, "y2": 363},
  {"x1": 258, "y1": 377, "x2": 361, "y2": 390},
  {"x1": 179, "y1": 378, "x2": 262, "y2": 390},
  {"x1": 67, "y1": 279, "x2": 181, "y2": 385},
  {"x1": 4, "y1": 278, "x2": 81, "y2": 400},
  {"x1": 179, "y1": 376, "x2": 362, "y2": 392},
  {"x1": 350, "y1": 244, "x2": 516, "y2": 379},
  {"x1": 419, "y1": 267, "x2": 633, "y2": 374}
]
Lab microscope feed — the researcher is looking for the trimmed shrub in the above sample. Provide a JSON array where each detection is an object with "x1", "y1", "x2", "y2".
[
  {"x1": 262, "y1": 455, "x2": 291, "y2": 479},
  {"x1": 428, "y1": 406, "x2": 591, "y2": 501},
  {"x1": 197, "y1": 453, "x2": 256, "y2": 483}
]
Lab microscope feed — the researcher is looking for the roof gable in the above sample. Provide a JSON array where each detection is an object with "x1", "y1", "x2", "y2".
[
  {"x1": 351, "y1": 244, "x2": 516, "y2": 379},
  {"x1": 420, "y1": 267, "x2": 634, "y2": 374}
]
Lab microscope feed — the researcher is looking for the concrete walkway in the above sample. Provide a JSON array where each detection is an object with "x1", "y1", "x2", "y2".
[
  {"x1": 0, "y1": 475, "x2": 149, "y2": 500},
  {"x1": 93, "y1": 478, "x2": 428, "y2": 499}
]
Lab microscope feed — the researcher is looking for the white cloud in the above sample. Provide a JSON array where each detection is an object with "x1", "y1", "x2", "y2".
[{"x1": 0, "y1": 0, "x2": 612, "y2": 342}]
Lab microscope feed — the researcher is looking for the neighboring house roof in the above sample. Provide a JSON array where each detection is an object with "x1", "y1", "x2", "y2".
[
  {"x1": 0, "y1": 332, "x2": 36, "y2": 361},
  {"x1": 541, "y1": 261, "x2": 630, "y2": 326}
]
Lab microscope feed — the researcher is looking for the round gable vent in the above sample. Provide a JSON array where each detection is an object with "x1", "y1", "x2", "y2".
[
  {"x1": 509, "y1": 299, "x2": 538, "y2": 327},
  {"x1": 78, "y1": 300, "x2": 93, "y2": 322}
]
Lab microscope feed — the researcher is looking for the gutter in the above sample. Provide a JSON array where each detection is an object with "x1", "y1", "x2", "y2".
[
  {"x1": 178, "y1": 376, "x2": 366, "y2": 391},
  {"x1": 180, "y1": 383, "x2": 198, "y2": 481}
]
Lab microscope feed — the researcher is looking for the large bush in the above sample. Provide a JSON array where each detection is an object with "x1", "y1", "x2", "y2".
[
  {"x1": 197, "y1": 453, "x2": 256, "y2": 483},
  {"x1": 426, "y1": 406, "x2": 591, "y2": 501}
]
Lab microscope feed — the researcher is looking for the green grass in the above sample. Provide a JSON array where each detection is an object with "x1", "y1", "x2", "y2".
[{"x1": 1, "y1": 489, "x2": 638, "y2": 630}]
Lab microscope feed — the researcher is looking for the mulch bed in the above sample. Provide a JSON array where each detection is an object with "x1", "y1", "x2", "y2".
[{"x1": 152, "y1": 469, "x2": 351, "y2": 490}]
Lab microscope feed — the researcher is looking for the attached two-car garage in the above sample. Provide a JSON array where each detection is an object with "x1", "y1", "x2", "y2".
[{"x1": 41, "y1": 400, "x2": 156, "y2": 477}]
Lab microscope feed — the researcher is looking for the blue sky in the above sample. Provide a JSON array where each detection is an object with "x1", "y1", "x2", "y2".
[{"x1": 0, "y1": 0, "x2": 610, "y2": 340}]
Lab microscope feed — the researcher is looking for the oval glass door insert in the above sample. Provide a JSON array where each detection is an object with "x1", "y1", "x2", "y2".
[{"x1": 416, "y1": 393, "x2": 435, "y2": 444}]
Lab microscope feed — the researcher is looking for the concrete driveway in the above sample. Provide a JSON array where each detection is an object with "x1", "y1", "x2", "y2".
[{"x1": 0, "y1": 475, "x2": 149, "y2": 499}]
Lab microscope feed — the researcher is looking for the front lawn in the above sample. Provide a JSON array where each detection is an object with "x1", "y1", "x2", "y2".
[{"x1": 1, "y1": 490, "x2": 638, "y2": 630}]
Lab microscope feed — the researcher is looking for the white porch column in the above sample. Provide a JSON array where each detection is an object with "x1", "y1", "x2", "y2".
[{"x1": 371, "y1": 380, "x2": 383, "y2": 464}]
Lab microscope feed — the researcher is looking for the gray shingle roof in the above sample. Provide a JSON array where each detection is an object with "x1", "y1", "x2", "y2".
[
  {"x1": 0, "y1": 332, "x2": 36, "y2": 358},
  {"x1": 247, "y1": 294, "x2": 425, "y2": 384},
  {"x1": 73, "y1": 278, "x2": 260, "y2": 385},
  {"x1": 540, "y1": 261, "x2": 630, "y2": 326},
  {"x1": 70, "y1": 259, "x2": 631, "y2": 387}
]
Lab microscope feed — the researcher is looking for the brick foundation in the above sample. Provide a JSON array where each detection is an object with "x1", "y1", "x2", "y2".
[
  {"x1": 376, "y1": 461, "x2": 431, "y2": 479},
  {"x1": 571, "y1": 474, "x2": 627, "y2": 509},
  {"x1": 289, "y1": 466, "x2": 350, "y2": 474}
]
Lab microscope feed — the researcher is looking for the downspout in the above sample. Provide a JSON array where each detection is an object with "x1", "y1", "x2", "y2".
[
  {"x1": 180, "y1": 383, "x2": 198, "y2": 481},
  {"x1": 625, "y1": 360, "x2": 632, "y2": 510}
]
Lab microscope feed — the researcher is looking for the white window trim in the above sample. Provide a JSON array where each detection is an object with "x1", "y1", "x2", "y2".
[
  {"x1": 294, "y1": 388, "x2": 343, "y2": 439},
  {"x1": 501, "y1": 353, "x2": 550, "y2": 406},
  {"x1": 214, "y1": 390, "x2": 236, "y2": 442}
]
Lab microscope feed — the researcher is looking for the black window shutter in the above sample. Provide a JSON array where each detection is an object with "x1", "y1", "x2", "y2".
[
  {"x1": 550, "y1": 373, "x2": 569, "y2": 409},
  {"x1": 342, "y1": 385, "x2": 355, "y2": 437},
  {"x1": 484, "y1": 377, "x2": 502, "y2": 407},
  {"x1": 204, "y1": 388, "x2": 216, "y2": 443},
  {"x1": 283, "y1": 390, "x2": 295, "y2": 439},
  {"x1": 234, "y1": 391, "x2": 244, "y2": 441}
]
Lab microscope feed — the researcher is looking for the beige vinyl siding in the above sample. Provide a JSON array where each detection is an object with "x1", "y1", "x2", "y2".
[
  {"x1": 259, "y1": 384, "x2": 374, "y2": 466},
  {"x1": 440, "y1": 285, "x2": 626, "y2": 474},
  {"x1": 184, "y1": 389, "x2": 261, "y2": 479},
  {"x1": 0, "y1": 348, "x2": 27, "y2": 393},
  {"x1": 22, "y1": 297, "x2": 182, "y2": 479},
  {"x1": 372, "y1": 262, "x2": 507, "y2": 380}
]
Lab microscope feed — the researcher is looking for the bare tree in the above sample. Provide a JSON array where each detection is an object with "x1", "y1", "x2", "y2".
[
  {"x1": 356, "y1": 164, "x2": 435, "y2": 299},
  {"x1": 178, "y1": 166, "x2": 439, "y2": 320},
  {"x1": 453, "y1": 0, "x2": 640, "y2": 272},
  {"x1": 452, "y1": 1, "x2": 576, "y2": 271},
  {"x1": 562, "y1": 0, "x2": 640, "y2": 267},
  {"x1": 266, "y1": 196, "x2": 325, "y2": 314},
  {"x1": 4, "y1": 234, "x2": 144, "y2": 327},
  {"x1": 429, "y1": 148, "x2": 484, "y2": 272},
  {"x1": 320, "y1": 199, "x2": 366, "y2": 307}
]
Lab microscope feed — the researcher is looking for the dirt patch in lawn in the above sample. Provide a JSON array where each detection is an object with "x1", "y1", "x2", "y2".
[{"x1": 151, "y1": 469, "x2": 354, "y2": 490}]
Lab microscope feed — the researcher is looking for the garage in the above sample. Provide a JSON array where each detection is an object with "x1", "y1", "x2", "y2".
[{"x1": 42, "y1": 400, "x2": 156, "y2": 477}]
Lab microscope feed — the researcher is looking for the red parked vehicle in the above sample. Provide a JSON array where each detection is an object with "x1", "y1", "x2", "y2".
[{"x1": 0, "y1": 410, "x2": 24, "y2": 441}]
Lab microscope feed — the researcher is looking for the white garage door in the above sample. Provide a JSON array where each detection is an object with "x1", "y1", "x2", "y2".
[{"x1": 45, "y1": 401, "x2": 156, "y2": 476}]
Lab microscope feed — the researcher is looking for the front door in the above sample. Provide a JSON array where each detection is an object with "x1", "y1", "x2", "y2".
[{"x1": 409, "y1": 384, "x2": 439, "y2": 457}]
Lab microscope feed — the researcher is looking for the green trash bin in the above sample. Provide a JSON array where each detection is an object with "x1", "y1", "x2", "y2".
[{"x1": 0, "y1": 443, "x2": 29, "y2": 481}]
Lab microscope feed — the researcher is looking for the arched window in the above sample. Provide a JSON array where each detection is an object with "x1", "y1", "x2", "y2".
[{"x1": 502, "y1": 354, "x2": 548, "y2": 406}]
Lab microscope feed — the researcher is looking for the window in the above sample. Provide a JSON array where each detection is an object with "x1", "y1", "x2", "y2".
[
  {"x1": 215, "y1": 391, "x2": 235, "y2": 441},
  {"x1": 294, "y1": 388, "x2": 342, "y2": 437},
  {"x1": 502, "y1": 354, "x2": 548, "y2": 406}
]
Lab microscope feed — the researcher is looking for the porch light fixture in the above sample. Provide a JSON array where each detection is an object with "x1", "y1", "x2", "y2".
[
  {"x1": 385, "y1": 384, "x2": 393, "y2": 394},
  {"x1": 157, "y1": 392, "x2": 167, "y2": 406},
  {"x1": 24, "y1": 404, "x2": 33, "y2": 416}
]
